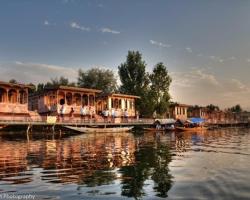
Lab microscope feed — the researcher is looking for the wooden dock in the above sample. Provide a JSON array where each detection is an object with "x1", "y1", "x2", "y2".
[{"x1": 0, "y1": 118, "x2": 155, "y2": 134}]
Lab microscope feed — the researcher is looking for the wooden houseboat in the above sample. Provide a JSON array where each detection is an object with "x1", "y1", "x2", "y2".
[
  {"x1": 29, "y1": 86, "x2": 102, "y2": 118},
  {"x1": 169, "y1": 103, "x2": 190, "y2": 121},
  {"x1": 96, "y1": 93, "x2": 140, "y2": 122},
  {"x1": 0, "y1": 81, "x2": 31, "y2": 121}
]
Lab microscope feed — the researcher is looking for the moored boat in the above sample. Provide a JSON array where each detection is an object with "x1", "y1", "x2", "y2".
[
  {"x1": 175, "y1": 126, "x2": 207, "y2": 131},
  {"x1": 64, "y1": 126, "x2": 134, "y2": 133}
]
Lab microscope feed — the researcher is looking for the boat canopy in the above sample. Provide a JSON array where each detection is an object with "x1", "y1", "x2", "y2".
[
  {"x1": 155, "y1": 118, "x2": 176, "y2": 125},
  {"x1": 189, "y1": 118, "x2": 205, "y2": 124}
]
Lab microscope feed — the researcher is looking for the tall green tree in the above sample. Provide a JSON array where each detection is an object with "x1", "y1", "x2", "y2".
[
  {"x1": 118, "y1": 51, "x2": 152, "y2": 116},
  {"x1": 77, "y1": 68, "x2": 117, "y2": 93},
  {"x1": 150, "y1": 62, "x2": 172, "y2": 116},
  {"x1": 118, "y1": 51, "x2": 149, "y2": 95},
  {"x1": 228, "y1": 104, "x2": 242, "y2": 113}
]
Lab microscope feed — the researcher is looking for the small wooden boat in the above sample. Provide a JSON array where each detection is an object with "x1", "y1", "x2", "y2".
[
  {"x1": 175, "y1": 127, "x2": 207, "y2": 131},
  {"x1": 64, "y1": 126, "x2": 134, "y2": 133}
]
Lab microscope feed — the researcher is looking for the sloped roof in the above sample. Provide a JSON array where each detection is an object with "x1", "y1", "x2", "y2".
[
  {"x1": 99, "y1": 93, "x2": 140, "y2": 99},
  {"x1": 0, "y1": 81, "x2": 32, "y2": 89},
  {"x1": 45, "y1": 85, "x2": 102, "y2": 93},
  {"x1": 155, "y1": 118, "x2": 176, "y2": 124}
]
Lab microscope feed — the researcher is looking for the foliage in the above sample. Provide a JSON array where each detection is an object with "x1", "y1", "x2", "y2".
[
  {"x1": 27, "y1": 83, "x2": 36, "y2": 94},
  {"x1": 78, "y1": 68, "x2": 117, "y2": 93},
  {"x1": 118, "y1": 51, "x2": 151, "y2": 116},
  {"x1": 228, "y1": 104, "x2": 242, "y2": 113},
  {"x1": 206, "y1": 104, "x2": 220, "y2": 113},
  {"x1": 9, "y1": 79, "x2": 18, "y2": 84},
  {"x1": 118, "y1": 51, "x2": 149, "y2": 95},
  {"x1": 49, "y1": 76, "x2": 76, "y2": 87},
  {"x1": 150, "y1": 63, "x2": 172, "y2": 115},
  {"x1": 118, "y1": 51, "x2": 172, "y2": 117},
  {"x1": 35, "y1": 76, "x2": 75, "y2": 92}
]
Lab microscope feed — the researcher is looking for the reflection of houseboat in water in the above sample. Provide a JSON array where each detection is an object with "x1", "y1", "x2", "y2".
[{"x1": 0, "y1": 132, "x2": 136, "y2": 185}]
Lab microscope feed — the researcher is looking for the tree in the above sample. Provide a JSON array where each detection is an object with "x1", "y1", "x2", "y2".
[
  {"x1": 118, "y1": 51, "x2": 149, "y2": 95},
  {"x1": 78, "y1": 68, "x2": 117, "y2": 93},
  {"x1": 27, "y1": 83, "x2": 36, "y2": 94},
  {"x1": 49, "y1": 76, "x2": 75, "y2": 87},
  {"x1": 206, "y1": 104, "x2": 220, "y2": 113},
  {"x1": 9, "y1": 79, "x2": 18, "y2": 84},
  {"x1": 118, "y1": 51, "x2": 151, "y2": 116},
  {"x1": 150, "y1": 63, "x2": 172, "y2": 116},
  {"x1": 228, "y1": 104, "x2": 242, "y2": 113},
  {"x1": 36, "y1": 83, "x2": 45, "y2": 92}
]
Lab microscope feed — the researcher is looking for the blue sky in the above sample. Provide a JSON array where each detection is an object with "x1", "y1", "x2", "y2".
[{"x1": 1, "y1": 0, "x2": 250, "y2": 109}]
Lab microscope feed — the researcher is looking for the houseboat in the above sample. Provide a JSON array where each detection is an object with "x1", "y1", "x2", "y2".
[{"x1": 0, "y1": 81, "x2": 31, "y2": 121}]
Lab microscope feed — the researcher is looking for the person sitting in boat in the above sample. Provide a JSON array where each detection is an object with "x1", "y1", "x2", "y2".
[{"x1": 156, "y1": 123, "x2": 161, "y2": 130}]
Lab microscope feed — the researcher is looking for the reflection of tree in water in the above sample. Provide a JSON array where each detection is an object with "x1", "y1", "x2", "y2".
[
  {"x1": 151, "y1": 143, "x2": 172, "y2": 197},
  {"x1": 119, "y1": 136, "x2": 173, "y2": 199},
  {"x1": 80, "y1": 170, "x2": 116, "y2": 187}
]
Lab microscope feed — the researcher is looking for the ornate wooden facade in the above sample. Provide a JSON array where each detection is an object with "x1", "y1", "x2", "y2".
[
  {"x1": 29, "y1": 86, "x2": 102, "y2": 116},
  {"x1": 0, "y1": 81, "x2": 30, "y2": 117},
  {"x1": 96, "y1": 93, "x2": 140, "y2": 117}
]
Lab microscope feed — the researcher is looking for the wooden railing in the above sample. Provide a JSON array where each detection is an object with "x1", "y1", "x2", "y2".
[{"x1": 0, "y1": 116, "x2": 154, "y2": 125}]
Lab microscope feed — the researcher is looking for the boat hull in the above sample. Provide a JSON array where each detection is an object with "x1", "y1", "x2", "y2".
[
  {"x1": 176, "y1": 127, "x2": 207, "y2": 131},
  {"x1": 65, "y1": 126, "x2": 134, "y2": 133}
]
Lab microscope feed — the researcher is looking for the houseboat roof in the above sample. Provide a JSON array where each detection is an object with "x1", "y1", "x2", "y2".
[
  {"x1": 45, "y1": 85, "x2": 102, "y2": 93},
  {"x1": 99, "y1": 93, "x2": 140, "y2": 99},
  {"x1": 0, "y1": 81, "x2": 32, "y2": 89}
]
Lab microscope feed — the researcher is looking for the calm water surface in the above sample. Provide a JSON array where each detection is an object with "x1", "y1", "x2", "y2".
[{"x1": 0, "y1": 128, "x2": 250, "y2": 200}]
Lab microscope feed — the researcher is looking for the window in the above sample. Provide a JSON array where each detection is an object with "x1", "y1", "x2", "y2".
[{"x1": 82, "y1": 94, "x2": 88, "y2": 106}]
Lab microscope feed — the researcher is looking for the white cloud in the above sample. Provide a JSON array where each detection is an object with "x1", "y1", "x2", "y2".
[
  {"x1": 170, "y1": 68, "x2": 250, "y2": 110},
  {"x1": 0, "y1": 61, "x2": 77, "y2": 84},
  {"x1": 43, "y1": 20, "x2": 56, "y2": 26},
  {"x1": 219, "y1": 59, "x2": 224, "y2": 63},
  {"x1": 185, "y1": 47, "x2": 192, "y2": 53},
  {"x1": 97, "y1": 3, "x2": 104, "y2": 7},
  {"x1": 209, "y1": 56, "x2": 224, "y2": 63},
  {"x1": 44, "y1": 20, "x2": 49, "y2": 26},
  {"x1": 171, "y1": 69, "x2": 219, "y2": 88},
  {"x1": 70, "y1": 22, "x2": 90, "y2": 31},
  {"x1": 228, "y1": 56, "x2": 236, "y2": 60},
  {"x1": 231, "y1": 79, "x2": 249, "y2": 91},
  {"x1": 101, "y1": 28, "x2": 120, "y2": 34},
  {"x1": 62, "y1": 0, "x2": 74, "y2": 4},
  {"x1": 210, "y1": 56, "x2": 216, "y2": 60},
  {"x1": 149, "y1": 40, "x2": 171, "y2": 48},
  {"x1": 246, "y1": 58, "x2": 250, "y2": 63}
]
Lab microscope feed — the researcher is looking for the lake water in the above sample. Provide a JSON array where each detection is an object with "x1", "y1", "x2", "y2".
[{"x1": 0, "y1": 128, "x2": 250, "y2": 200}]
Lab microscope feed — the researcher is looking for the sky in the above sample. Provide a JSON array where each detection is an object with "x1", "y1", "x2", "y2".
[{"x1": 1, "y1": 0, "x2": 250, "y2": 109}]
